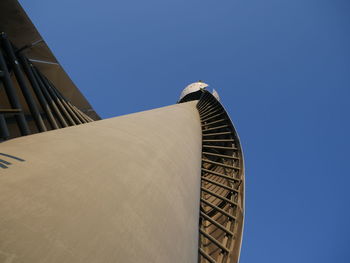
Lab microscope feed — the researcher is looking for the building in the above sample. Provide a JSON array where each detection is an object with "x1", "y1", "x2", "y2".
[{"x1": 0, "y1": 1, "x2": 245, "y2": 262}]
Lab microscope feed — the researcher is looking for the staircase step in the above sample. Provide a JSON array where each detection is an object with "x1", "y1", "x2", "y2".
[{"x1": 0, "y1": 109, "x2": 22, "y2": 114}]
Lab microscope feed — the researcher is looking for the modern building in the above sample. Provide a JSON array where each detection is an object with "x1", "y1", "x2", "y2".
[{"x1": 0, "y1": 1, "x2": 245, "y2": 262}]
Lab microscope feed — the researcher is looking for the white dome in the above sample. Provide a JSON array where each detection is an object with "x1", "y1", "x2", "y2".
[{"x1": 179, "y1": 81, "x2": 208, "y2": 101}]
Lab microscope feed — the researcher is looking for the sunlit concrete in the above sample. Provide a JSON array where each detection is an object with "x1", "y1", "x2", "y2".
[{"x1": 0, "y1": 101, "x2": 202, "y2": 263}]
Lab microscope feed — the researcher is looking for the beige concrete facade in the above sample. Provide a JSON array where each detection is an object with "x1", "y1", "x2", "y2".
[{"x1": 0, "y1": 101, "x2": 202, "y2": 263}]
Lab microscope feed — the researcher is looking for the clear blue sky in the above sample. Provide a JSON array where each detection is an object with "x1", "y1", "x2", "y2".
[{"x1": 19, "y1": 0, "x2": 350, "y2": 262}]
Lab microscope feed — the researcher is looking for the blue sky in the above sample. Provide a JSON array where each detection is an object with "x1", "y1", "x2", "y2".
[{"x1": 19, "y1": 0, "x2": 350, "y2": 262}]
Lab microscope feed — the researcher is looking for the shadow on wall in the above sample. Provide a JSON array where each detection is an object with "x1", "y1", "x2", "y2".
[{"x1": 0, "y1": 153, "x2": 25, "y2": 169}]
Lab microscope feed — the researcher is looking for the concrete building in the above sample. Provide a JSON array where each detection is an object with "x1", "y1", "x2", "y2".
[{"x1": 0, "y1": 1, "x2": 245, "y2": 262}]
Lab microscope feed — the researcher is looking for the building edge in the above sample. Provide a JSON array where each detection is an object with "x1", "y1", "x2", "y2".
[{"x1": 179, "y1": 85, "x2": 245, "y2": 263}]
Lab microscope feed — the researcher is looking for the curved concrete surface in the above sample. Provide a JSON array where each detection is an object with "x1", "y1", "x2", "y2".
[{"x1": 0, "y1": 101, "x2": 202, "y2": 263}]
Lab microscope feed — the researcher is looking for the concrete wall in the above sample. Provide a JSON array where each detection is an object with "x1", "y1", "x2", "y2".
[{"x1": 0, "y1": 101, "x2": 202, "y2": 263}]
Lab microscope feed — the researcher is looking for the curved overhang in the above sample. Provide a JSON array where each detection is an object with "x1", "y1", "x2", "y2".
[{"x1": 0, "y1": 0, "x2": 99, "y2": 120}]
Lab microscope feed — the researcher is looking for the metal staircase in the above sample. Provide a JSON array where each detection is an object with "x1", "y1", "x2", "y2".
[{"x1": 197, "y1": 91, "x2": 244, "y2": 263}]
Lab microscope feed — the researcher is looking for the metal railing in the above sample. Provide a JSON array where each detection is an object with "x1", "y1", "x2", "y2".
[{"x1": 196, "y1": 91, "x2": 245, "y2": 263}]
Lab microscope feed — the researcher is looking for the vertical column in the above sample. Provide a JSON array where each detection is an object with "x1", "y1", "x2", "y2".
[
  {"x1": 51, "y1": 85, "x2": 83, "y2": 124},
  {"x1": 31, "y1": 67, "x2": 68, "y2": 128},
  {"x1": 35, "y1": 69, "x2": 76, "y2": 126},
  {"x1": 71, "y1": 105, "x2": 93, "y2": 123},
  {"x1": 0, "y1": 44, "x2": 30, "y2": 135},
  {"x1": 18, "y1": 55, "x2": 59, "y2": 130},
  {"x1": 0, "y1": 114, "x2": 9, "y2": 139},
  {"x1": 0, "y1": 32, "x2": 47, "y2": 132}
]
